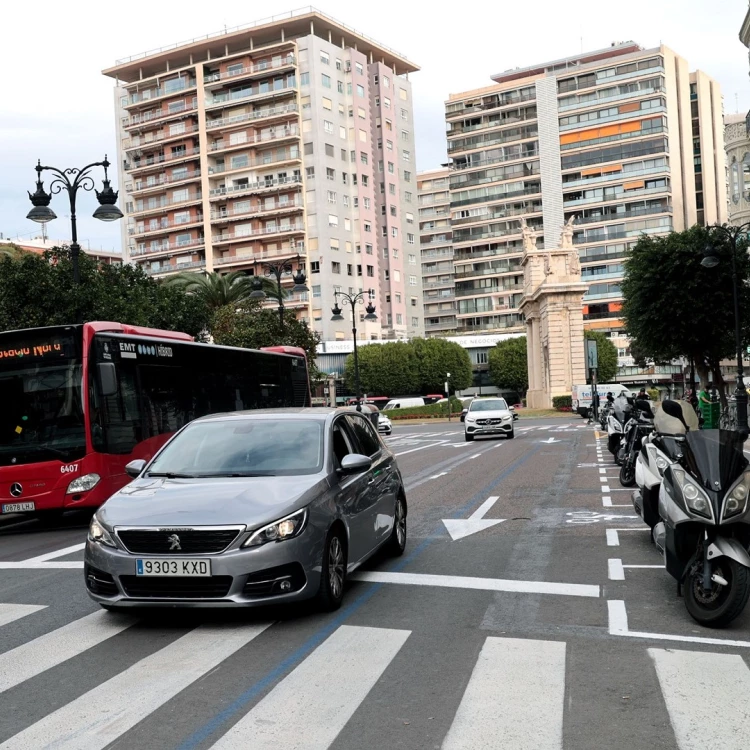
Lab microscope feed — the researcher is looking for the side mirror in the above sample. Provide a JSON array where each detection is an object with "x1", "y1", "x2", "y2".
[
  {"x1": 662, "y1": 400, "x2": 690, "y2": 431},
  {"x1": 339, "y1": 453, "x2": 372, "y2": 475},
  {"x1": 125, "y1": 459, "x2": 146, "y2": 478},
  {"x1": 97, "y1": 362, "x2": 118, "y2": 397},
  {"x1": 460, "y1": 409, "x2": 468, "y2": 423}
]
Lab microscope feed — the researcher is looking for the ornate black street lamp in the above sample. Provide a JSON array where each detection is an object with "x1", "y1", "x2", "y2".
[
  {"x1": 331, "y1": 289, "x2": 377, "y2": 410},
  {"x1": 702, "y1": 223, "x2": 750, "y2": 439},
  {"x1": 26, "y1": 157, "x2": 123, "y2": 283},
  {"x1": 249, "y1": 253, "x2": 308, "y2": 330}
]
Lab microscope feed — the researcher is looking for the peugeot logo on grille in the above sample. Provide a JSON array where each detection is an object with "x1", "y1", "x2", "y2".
[
  {"x1": 167, "y1": 534, "x2": 181, "y2": 551},
  {"x1": 9, "y1": 483, "x2": 22, "y2": 498}
]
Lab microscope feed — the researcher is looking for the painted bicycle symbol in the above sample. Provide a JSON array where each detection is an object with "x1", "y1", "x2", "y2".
[{"x1": 565, "y1": 511, "x2": 639, "y2": 525}]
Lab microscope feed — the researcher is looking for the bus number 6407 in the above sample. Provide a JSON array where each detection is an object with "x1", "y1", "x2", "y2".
[{"x1": 61, "y1": 464, "x2": 79, "y2": 474}]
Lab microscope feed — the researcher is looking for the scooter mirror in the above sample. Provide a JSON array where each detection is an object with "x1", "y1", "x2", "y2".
[
  {"x1": 635, "y1": 399, "x2": 653, "y2": 417},
  {"x1": 662, "y1": 399, "x2": 689, "y2": 430}
]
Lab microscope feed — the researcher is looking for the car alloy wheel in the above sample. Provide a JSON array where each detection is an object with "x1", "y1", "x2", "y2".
[
  {"x1": 387, "y1": 495, "x2": 407, "y2": 556},
  {"x1": 328, "y1": 536, "x2": 345, "y2": 599}
]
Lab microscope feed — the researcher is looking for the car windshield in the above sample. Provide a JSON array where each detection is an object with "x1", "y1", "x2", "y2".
[
  {"x1": 0, "y1": 330, "x2": 84, "y2": 466},
  {"x1": 147, "y1": 418, "x2": 324, "y2": 477},
  {"x1": 469, "y1": 399, "x2": 508, "y2": 412}
]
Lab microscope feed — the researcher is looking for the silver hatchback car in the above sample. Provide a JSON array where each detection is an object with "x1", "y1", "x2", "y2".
[{"x1": 84, "y1": 408, "x2": 407, "y2": 612}]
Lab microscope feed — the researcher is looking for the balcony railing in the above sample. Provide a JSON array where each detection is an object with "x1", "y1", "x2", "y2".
[
  {"x1": 210, "y1": 197, "x2": 302, "y2": 221},
  {"x1": 144, "y1": 260, "x2": 206, "y2": 276},
  {"x1": 122, "y1": 101, "x2": 198, "y2": 128},
  {"x1": 452, "y1": 148, "x2": 539, "y2": 171},
  {"x1": 210, "y1": 127, "x2": 299, "y2": 152},
  {"x1": 129, "y1": 193, "x2": 202, "y2": 214},
  {"x1": 125, "y1": 147, "x2": 201, "y2": 172},
  {"x1": 214, "y1": 245, "x2": 305, "y2": 265},
  {"x1": 209, "y1": 176, "x2": 302, "y2": 198},
  {"x1": 126, "y1": 170, "x2": 201, "y2": 193},
  {"x1": 455, "y1": 282, "x2": 523, "y2": 298},
  {"x1": 126, "y1": 80, "x2": 197, "y2": 106},
  {"x1": 207, "y1": 84, "x2": 296, "y2": 110},
  {"x1": 563, "y1": 184, "x2": 669, "y2": 208},
  {"x1": 562, "y1": 164, "x2": 668, "y2": 189},
  {"x1": 209, "y1": 152, "x2": 300, "y2": 174},
  {"x1": 448, "y1": 110, "x2": 537, "y2": 136},
  {"x1": 130, "y1": 238, "x2": 205, "y2": 256},
  {"x1": 129, "y1": 215, "x2": 204, "y2": 236},
  {"x1": 456, "y1": 317, "x2": 524, "y2": 332},
  {"x1": 206, "y1": 103, "x2": 299, "y2": 130},
  {"x1": 558, "y1": 85, "x2": 664, "y2": 113},
  {"x1": 454, "y1": 265, "x2": 522, "y2": 280},
  {"x1": 204, "y1": 55, "x2": 296, "y2": 83},
  {"x1": 573, "y1": 204, "x2": 672, "y2": 226},
  {"x1": 212, "y1": 223, "x2": 305, "y2": 243},
  {"x1": 122, "y1": 124, "x2": 200, "y2": 151},
  {"x1": 445, "y1": 91, "x2": 536, "y2": 118},
  {"x1": 451, "y1": 203, "x2": 542, "y2": 227}
]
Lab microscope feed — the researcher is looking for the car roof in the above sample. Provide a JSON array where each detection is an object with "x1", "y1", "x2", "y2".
[{"x1": 190, "y1": 407, "x2": 378, "y2": 425}]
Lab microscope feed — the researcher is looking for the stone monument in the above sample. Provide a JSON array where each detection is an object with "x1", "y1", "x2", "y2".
[{"x1": 518, "y1": 217, "x2": 588, "y2": 409}]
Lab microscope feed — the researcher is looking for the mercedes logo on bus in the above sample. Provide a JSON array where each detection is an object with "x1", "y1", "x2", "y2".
[{"x1": 10, "y1": 483, "x2": 23, "y2": 498}]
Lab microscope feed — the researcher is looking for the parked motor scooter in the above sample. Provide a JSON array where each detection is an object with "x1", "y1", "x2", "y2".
[
  {"x1": 618, "y1": 399, "x2": 655, "y2": 486},
  {"x1": 607, "y1": 391, "x2": 633, "y2": 460},
  {"x1": 652, "y1": 400, "x2": 750, "y2": 628},
  {"x1": 632, "y1": 400, "x2": 699, "y2": 528}
]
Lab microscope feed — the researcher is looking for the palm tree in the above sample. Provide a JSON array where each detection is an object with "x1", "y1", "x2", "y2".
[{"x1": 167, "y1": 271, "x2": 284, "y2": 311}]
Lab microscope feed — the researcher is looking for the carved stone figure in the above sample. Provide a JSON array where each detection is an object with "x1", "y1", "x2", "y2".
[
  {"x1": 568, "y1": 249, "x2": 581, "y2": 276},
  {"x1": 560, "y1": 215, "x2": 576, "y2": 249},
  {"x1": 521, "y1": 217, "x2": 537, "y2": 252}
]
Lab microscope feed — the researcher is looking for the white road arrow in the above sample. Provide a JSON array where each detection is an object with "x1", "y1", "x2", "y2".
[
  {"x1": 442, "y1": 496, "x2": 505, "y2": 541},
  {"x1": 540, "y1": 438, "x2": 560, "y2": 444}
]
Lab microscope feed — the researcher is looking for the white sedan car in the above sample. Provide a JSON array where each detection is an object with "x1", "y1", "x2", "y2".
[
  {"x1": 464, "y1": 398, "x2": 515, "y2": 441},
  {"x1": 378, "y1": 414, "x2": 392, "y2": 436}
]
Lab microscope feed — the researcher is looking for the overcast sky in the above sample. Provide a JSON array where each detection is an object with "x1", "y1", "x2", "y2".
[{"x1": 2, "y1": 0, "x2": 749, "y2": 251}]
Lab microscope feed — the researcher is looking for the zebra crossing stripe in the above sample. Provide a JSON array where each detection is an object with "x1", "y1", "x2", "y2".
[
  {"x1": 0, "y1": 622, "x2": 271, "y2": 750},
  {"x1": 0, "y1": 603, "x2": 46, "y2": 628},
  {"x1": 0, "y1": 610, "x2": 136, "y2": 694},
  {"x1": 209, "y1": 625, "x2": 410, "y2": 749},
  {"x1": 650, "y1": 648, "x2": 750, "y2": 750},
  {"x1": 442, "y1": 637, "x2": 566, "y2": 749}
]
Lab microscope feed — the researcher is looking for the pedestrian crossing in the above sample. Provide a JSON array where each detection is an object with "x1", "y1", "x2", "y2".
[{"x1": 1, "y1": 602, "x2": 749, "y2": 749}]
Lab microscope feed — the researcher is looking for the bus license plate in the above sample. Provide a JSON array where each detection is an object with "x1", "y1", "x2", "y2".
[
  {"x1": 136, "y1": 559, "x2": 211, "y2": 577},
  {"x1": 2, "y1": 502, "x2": 35, "y2": 513}
]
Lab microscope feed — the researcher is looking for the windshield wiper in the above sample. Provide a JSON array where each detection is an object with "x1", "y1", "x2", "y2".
[
  {"x1": 195, "y1": 472, "x2": 274, "y2": 478},
  {"x1": 146, "y1": 472, "x2": 198, "y2": 479}
]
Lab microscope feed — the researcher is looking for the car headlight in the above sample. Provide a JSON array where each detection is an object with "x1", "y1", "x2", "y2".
[
  {"x1": 88, "y1": 516, "x2": 116, "y2": 547},
  {"x1": 243, "y1": 508, "x2": 307, "y2": 548},
  {"x1": 672, "y1": 467, "x2": 712, "y2": 519},
  {"x1": 67, "y1": 473, "x2": 101, "y2": 494},
  {"x1": 724, "y1": 472, "x2": 750, "y2": 520},
  {"x1": 466, "y1": 417, "x2": 476, "y2": 423}
]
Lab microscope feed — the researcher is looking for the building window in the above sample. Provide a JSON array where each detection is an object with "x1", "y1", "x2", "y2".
[
  {"x1": 357, "y1": 84, "x2": 365, "y2": 97},
  {"x1": 366, "y1": 265, "x2": 374, "y2": 277},
  {"x1": 324, "y1": 120, "x2": 333, "y2": 134},
  {"x1": 359, "y1": 129, "x2": 367, "y2": 142},
  {"x1": 407, "y1": 233, "x2": 415, "y2": 244},
  {"x1": 366, "y1": 243, "x2": 373, "y2": 254},
  {"x1": 329, "y1": 214, "x2": 339, "y2": 227},
  {"x1": 358, "y1": 107, "x2": 366, "y2": 119},
  {"x1": 406, "y1": 212, "x2": 414, "y2": 224},
  {"x1": 412, "y1": 317, "x2": 419, "y2": 327},
  {"x1": 322, "y1": 74, "x2": 331, "y2": 88},
  {"x1": 357, "y1": 265, "x2": 362, "y2": 276},
  {"x1": 388, "y1": 162, "x2": 395, "y2": 174},
  {"x1": 394, "y1": 270, "x2": 401, "y2": 282},
  {"x1": 385, "y1": 119, "x2": 392, "y2": 131},
  {"x1": 355, "y1": 62, "x2": 364, "y2": 75},
  {"x1": 364, "y1": 197, "x2": 371, "y2": 209},
  {"x1": 360, "y1": 151, "x2": 368, "y2": 164},
  {"x1": 384, "y1": 269, "x2": 390, "y2": 281},
  {"x1": 408, "y1": 254, "x2": 417, "y2": 264},
  {"x1": 312, "y1": 284, "x2": 321, "y2": 297},
  {"x1": 391, "y1": 227, "x2": 398, "y2": 238},
  {"x1": 401, "y1": 108, "x2": 408, "y2": 121},
  {"x1": 387, "y1": 140, "x2": 393, "y2": 151},
  {"x1": 331, "y1": 238, "x2": 340, "y2": 252},
  {"x1": 343, "y1": 195, "x2": 349, "y2": 207},
  {"x1": 401, "y1": 130, "x2": 409, "y2": 141},
  {"x1": 390, "y1": 205, "x2": 397, "y2": 216},
  {"x1": 405, "y1": 191, "x2": 412, "y2": 202},
  {"x1": 305, "y1": 166, "x2": 315, "y2": 179},
  {"x1": 403, "y1": 150, "x2": 411, "y2": 162},
  {"x1": 340, "y1": 126, "x2": 346, "y2": 139},
  {"x1": 322, "y1": 97, "x2": 332, "y2": 110},
  {"x1": 399, "y1": 88, "x2": 407, "y2": 100},
  {"x1": 337, "y1": 81, "x2": 344, "y2": 93},
  {"x1": 404, "y1": 171, "x2": 411, "y2": 182},
  {"x1": 411, "y1": 296, "x2": 418, "y2": 307},
  {"x1": 311, "y1": 262, "x2": 320, "y2": 274},
  {"x1": 364, "y1": 221, "x2": 372, "y2": 232},
  {"x1": 320, "y1": 50, "x2": 330, "y2": 65},
  {"x1": 383, "y1": 75, "x2": 390, "y2": 88},
  {"x1": 332, "y1": 261, "x2": 341, "y2": 273},
  {"x1": 336, "y1": 58, "x2": 342, "y2": 70},
  {"x1": 327, "y1": 190, "x2": 336, "y2": 204},
  {"x1": 347, "y1": 264, "x2": 353, "y2": 276},
  {"x1": 325, "y1": 143, "x2": 335, "y2": 157},
  {"x1": 326, "y1": 167, "x2": 335, "y2": 180},
  {"x1": 384, "y1": 97, "x2": 391, "y2": 109},
  {"x1": 396, "y1": 314, "x2": 403, "y2": 325},
  {"x1": 389, "y1": 183, "x2": 396, "y2": 195},
  {"x1": 409, "y1": 275, "x2": 417, "y2": 286}
]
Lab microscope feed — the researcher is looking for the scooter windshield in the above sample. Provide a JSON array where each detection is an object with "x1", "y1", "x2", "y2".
[{"x1": 684, "y1": 429, "x2": 748, "y2": 492}]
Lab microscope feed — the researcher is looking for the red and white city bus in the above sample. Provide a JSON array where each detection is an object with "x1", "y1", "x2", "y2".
[{"x1": 0, "y1": 322, "x2": 310, "y2": 520}]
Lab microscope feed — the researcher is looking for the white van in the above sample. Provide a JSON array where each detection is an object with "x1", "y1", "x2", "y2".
[
  {"x1": 383, "y1": 397, "x2": 426, "y2": 410},
  {"x1": 571, "y1": 383, "x2": 627, "y2": 417}
]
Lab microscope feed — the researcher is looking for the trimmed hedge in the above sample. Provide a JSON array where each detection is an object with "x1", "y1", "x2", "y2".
[
  {"x1": 552, "y1": 395, "x2": 572, "y2": 410},
  {"x1": 385, "y1": 398, "x2": 463, "y2": 420}
]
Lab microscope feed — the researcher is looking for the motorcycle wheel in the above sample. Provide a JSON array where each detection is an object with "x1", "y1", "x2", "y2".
[
  {"x1": 607, "y1": 434, "x2": 620, "y2": 455},
  {"x1": 619, "y1": 462, "x2": 636, "y2": 487},
  {"x1": 684, "y1": 558, "x2": 750, "y2": 628}
]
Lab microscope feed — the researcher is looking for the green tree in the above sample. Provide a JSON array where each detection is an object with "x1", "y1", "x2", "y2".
[
  {"x1": 488, "y1": 336, "x2": 528, "y2": 394},
  {"x1": 167, "y1": 270, "x2": 282, "y2": 311},
  {"x1": 411, "y1": 337, "x2": 473, "y2": 393},
  {"x1": 584, "y1": 330, "x2": 618, "y2": 383},
  {"x1": 0, "y1": 247, "x2": 211, "y2": 338},
  {"x1": 210, "y1": 300, "x2": 321, "y2": 377},
  {"x1": 343, "y1": 341, "x2": 419, "y2": 396},
  {"x1": 621, "y1": 225, "x2": 750, "y2": 400}
]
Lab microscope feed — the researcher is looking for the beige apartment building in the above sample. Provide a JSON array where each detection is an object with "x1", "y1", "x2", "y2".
[
  {"x1": 444, "y1": 43, "x2": 727, "y2": 339},
  {"x1": 103, "y1": 9, "x2": 423, "y2": 341},
  {"x1": 418, "y1": 169, "x2": 456, "y2": 336}
]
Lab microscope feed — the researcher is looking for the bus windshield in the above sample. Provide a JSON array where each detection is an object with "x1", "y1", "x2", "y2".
[{"x1": 0, "y1": 330, "x2": 85, "y2": 466}]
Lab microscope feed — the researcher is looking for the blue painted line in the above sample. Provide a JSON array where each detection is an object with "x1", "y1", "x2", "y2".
[{"x1": 177, "y1": 443, "x2": 540, "y2": 750}]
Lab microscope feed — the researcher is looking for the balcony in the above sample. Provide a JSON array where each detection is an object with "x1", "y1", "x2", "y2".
[
  {"x1": 210, "y1": 127, "x2": 300, "y2": 153},
  {"x1": 454, "y1": 264, "x2": 522, "y2": 280},
  {"x1": 206, "y1": 103, "x2": 299, "y2": 131},
  {"x1": 423, "y1": 279, "x2": 455, "y2": 289},
  {"x1": 130, "y1": 238, "x2": 205, "y2": 257},
  {"x1": 214, "y1": 245, "x2": 305, "y2": 266},
  {"x1": 420, "y1": 247, "x2": 454, "y2": 259},
  {"x1": 204, "y1": 54, "x2": 296, "y2": 85},
  {"x1": 559, "y1": 105, "x2": 666, "y2": 134},
  {"x1": 423, "y1": 291, "x2": 456, "y2": 303},
  {"x1": 126, "y1": 169, "x2": 201, "y2": 194},
  {"x1": 122, "y1": 101, "x2": 198, "y2": 129},
  {"x1": 574, "y1": 221, "x2": 672, "y2": 245},
  {"x1": 557, "y1": 65, "x2": 665, "y2": 94},
  {"x1": 447, "y1": 125, "x2": 539, "y2": 153},
  {"x1": 456, "y1": 317, "x2": 525, "y2": 333},
  {"x1": 451, "y1": 203, "x2": 542, "y2": 227},
  {"x1": 562, "y1": 164, "x2": 668, "y2": 189},
  {"x1": 455, "y1": 282, "x2": 523, "y2": 298},
  {"x1": 452, "y1": 147, "x2": 539, "y2": 171},
  {"x1": 208, "y1": 151, "x2": 300, "y2": 175},
  {"x1": 450, "y1": 184, "x2": 541, "y2": 209},
  {"x1": 144, "y1": 260, "x2": 206, "y2": 276},
  {"x1": 209, "y1": 176, "x2": 302, "y2": 200},
  {"x1": 129, "y1": 192, "x2": 203, "y2": 216},
  {"x1": 125, "y1": 147, "x2": 201, "y2": 174},
  {"x1": 445, "y1": 91, "x2": 536, "y2": 119},
  {"x1": 210, "y1": 197, "x2": 302, "y2": 222},
  {"x1": 563, "y1": 184, "x2": 669, "y2": 208},
  {"x1": 125, "y1": 80, "x2": 197, "y2": 108},
  {"x1": 558, "y1": 85, "x2": 664, "y2": 113},
  {"x1": 212, "y1": 222, "x2": 305, "y2": 244},
  {"x1": 129, "y1": 215, "x2": 204, "y2": 237},
  {"x1": 572, "y1": 204, "x2": 672, "y2": 226},
  {"x1": 122, "y1": 123, "x2": 200, "y2": 151},
  {"x1": 447, "y1": 109, "x2": 537, "y2": 137},
  {"x1": 206, "y1": 84, "x2": 296, "y2": 111}
]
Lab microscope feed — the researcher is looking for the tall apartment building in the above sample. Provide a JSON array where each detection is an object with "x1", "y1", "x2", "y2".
[
  {"x1": 102, "y1": 9, "x2": 422, "y2": 341},
  {"x1": 418, "y1": 169, "x2": 456, "y2": 336},
  {"x1": 444, "y1": 43, "x2": 727, "y2": 339},
  {"x1": 725, "y1": 113, "x2": 750, "y2": 225}
]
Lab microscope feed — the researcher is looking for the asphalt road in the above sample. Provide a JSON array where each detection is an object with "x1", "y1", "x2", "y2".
[{"x1": 1, "y1": 417, "x2": 750, "y2": 748}]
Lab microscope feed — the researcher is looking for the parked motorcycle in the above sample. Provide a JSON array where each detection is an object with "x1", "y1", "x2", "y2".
[
  {"x1": 607, "y1": 391, "x2": 633, "y2": 460},
  {"x1": 618, "y1": 399, "x2": 655, "y2": 487},
  {"x1": 599, "y1": 401, "x2": 614, "y2": 430},
  {"x1": 652, "y1": 400, "x2": 750, "y2": 628},
  {"x1": 632, "y1": 401, "x2": 699, "y2": 528}
]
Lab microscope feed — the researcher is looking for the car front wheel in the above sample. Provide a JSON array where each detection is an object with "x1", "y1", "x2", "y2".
[
  {"x1": 465, "y1": 433, "x2": 474, "y2": 442},
  {"x1": 386, "y1": 494, "x2": 407, "y2": 556},
  {"x1": 316, "y1": 528, "x2": 347, "y2": 611}
]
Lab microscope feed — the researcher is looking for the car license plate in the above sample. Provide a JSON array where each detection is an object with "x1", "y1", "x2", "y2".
[
  {"x1": 1, "y1": 502, "x2": 35, "y2": 513},
  {"x1": 135, "y1": 559, "x2": 211, "y2": 577}
]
